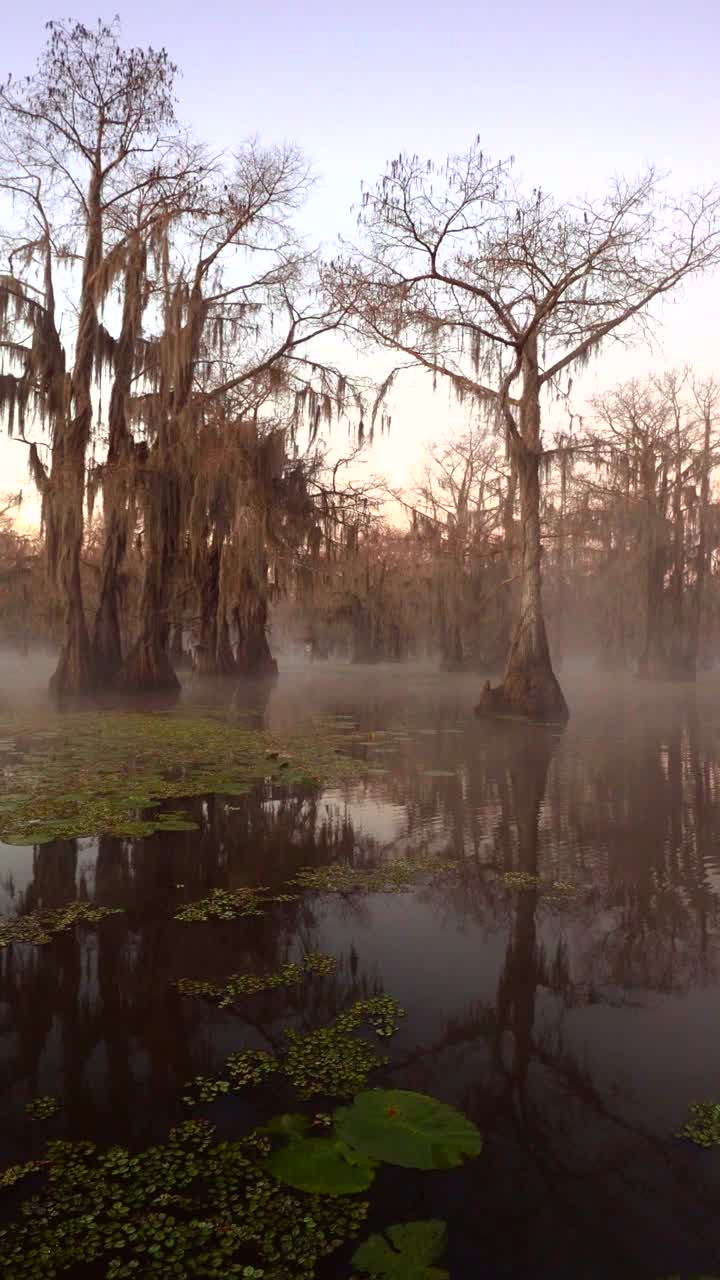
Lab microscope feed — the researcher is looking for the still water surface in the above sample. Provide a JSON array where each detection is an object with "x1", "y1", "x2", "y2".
[{"x1": 2, "y1": 664, "x2": 720, "y2": 1277}]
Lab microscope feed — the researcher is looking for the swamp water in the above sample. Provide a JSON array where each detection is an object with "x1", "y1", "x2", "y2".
[{"x1": 1, "y1": 663, "x2": 720, "y2": 1278}]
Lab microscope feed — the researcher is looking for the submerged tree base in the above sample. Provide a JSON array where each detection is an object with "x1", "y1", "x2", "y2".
[
  {"x1": 114, "y1": 639, "x2": 181, "y2": 693},
  {"x1": 475, "y1": 664, "x2": 569, "y2": 723}
]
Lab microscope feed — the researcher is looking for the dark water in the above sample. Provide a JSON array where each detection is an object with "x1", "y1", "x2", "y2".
[{"x1": 2, "y1": 663, "x2": 720, "y2": 1278}]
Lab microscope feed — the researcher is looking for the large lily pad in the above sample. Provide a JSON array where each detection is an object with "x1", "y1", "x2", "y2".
[
  {"x1": 352, "y1": 1220, "x2": 448, "y2": 1279},
  {"x1": 334, "y1": 1089, "x2": 482, "y2": 1170},
  {"x1": 262, "y1": 1136, "x2": 376, "y2": 1194}
]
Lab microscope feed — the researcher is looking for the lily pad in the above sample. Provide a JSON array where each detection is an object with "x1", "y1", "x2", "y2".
[
  {"x1": 264, "y1": 1113, "x2": 311, "y2": 1138},
  {"x1": 334, "y1": 1089, "x2": 483, "y2": 1170},
  {"x1": 352, "y1": 1220, "x2": 448, "y2": 1279},
  {"x1": 262, "y1": 1137, "x2": 376, "y2": 1195}
]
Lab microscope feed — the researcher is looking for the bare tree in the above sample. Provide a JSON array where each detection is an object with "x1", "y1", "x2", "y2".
[
  {"x1": 407, "y1": 426, "x2": 508, "y2": 667},
  {"x1": 327, "y1": 143, "x2": 720, "y2": 718}
]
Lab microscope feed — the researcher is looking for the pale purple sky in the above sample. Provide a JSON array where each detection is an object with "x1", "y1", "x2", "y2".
[{"x1": 2, "y1": 0, "x2": 719, "y2": 513}]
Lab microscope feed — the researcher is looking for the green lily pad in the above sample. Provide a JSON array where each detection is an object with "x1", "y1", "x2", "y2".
[
  {"x1": 264, "y1": 1113, "x2": 311, "y2": 1138},
  {"x1": 334, "y1": 1089, "x2": 483, "y2": 1170},
  {"x1": 262, "y1": 1137, "x2": 376, "y2": 1195},
  {"x1": 352, "y1": 1220, "x2": 448, "y2": 1279},
  {"x1": 421, "y1": 771, "x2": 456, "y2": 779}
]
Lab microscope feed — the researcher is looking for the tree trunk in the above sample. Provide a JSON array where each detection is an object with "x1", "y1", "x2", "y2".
[
  {"x1": 49, "y1": 553, "x2": 93, "y2": 697},
  {"x1": 666, "y1": 430, "x2": 687, "y2": 677},
  {"x1": 686, "y1": 406, "x2": 712, "y2": 679},
  {"x1": 93, "y1": 561, "x2": 124, "y2": 683},
  {"x1": 192, "y1": 542, "x2": 221, "y2": 677},
  {"x1": 554, "y1": 449, "x2": 568, "y2": 668},
  {"x1": 169, "y1": 622, "x2": 184, "y2": 670},
  {"x1": 440, "y1": 618, "x2": 464, "y2": 669},
  {"x1": 638, "y1": 468, "x2": 668, "y2": 679},
  {"x1": 500, "y1": 448, "x2": 568, "y2": 718},
  {"x1": 115, "y1": 459, "x2": 180, "y2": 693},
  {"x1": 92, "y1": 238, "x2": 145, "y2": 684},
  {"x1": 235, "y1": 592, "x2": 277, "y2": 678},
  {"x1": 216, "y1": 617, "x2": 238, "y2": 675},
  {"x1": 49, "y1": 170, "x2": 103, "y2": 696},
  {"x1": 477, "y1": 337, "x2": 568, "y2": 722}
]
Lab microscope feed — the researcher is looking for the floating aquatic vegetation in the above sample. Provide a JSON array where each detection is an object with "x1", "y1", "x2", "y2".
[
  {"x1": 181, "y1": 1076, "x2": 231, "y2": 1106},
  {"x1": 174, "y1": 886, "x2": 298, "y2": 923},
  {"x1": 0, "y1": 1118, "x2": 369, "y2": 1279},
  {"x1": 345, "y1": 995, "x2": 406, "y2": 1040},
  {"x1": 183, "y1": 1050, "x2": 279, "y2": 1106},
  {"x1": 0, "y1": 708, "x2": 363, "y2": 843},
  {"x1": 677, "y1": 1101, "x2": 720, "y2": 1147},
  {"x1": 352, "y1": 1219, "x2": 449, "y2": 1279},
  {"x1": 263, "y1": 1136, "x2": 376, "y2": 1195},
  {"x1": 25, "y1": 1095, "x2": 61, "y2": 1120},
  {"x1": 225, "y1": 1050, "x2": 279, "y2": 1090},
  {"x1": 283, "y1": 1025, "x2": 383, "y2": 1100},
  {"x1": 291, "y1": 858, "x2": 456, "y2": 895},
  {"x1": 182, "y1": 999, "x2": 405, "y2": 1107},
  {"x1": 334, "y1": 1089, "x2": 483, "y2": 1171},
  {"x1": 262, "y1": 1090, "x2": 482, "y2": 1200},
  {"x1": 0, "y1": 1160, "x2": 43, "y2": 1189},
  {"x1": 0, "y1": 901, "x2": 121, "y2": 949},
  {"x1": 501, "y1": 871, "x2": 576, "y2": 898},
  {"x1": 283, "y1": 997, "x2": 406, "y2": 1099},
  {"x1": 177, "y1": 953, "x2": 337, "y2": 1007}
]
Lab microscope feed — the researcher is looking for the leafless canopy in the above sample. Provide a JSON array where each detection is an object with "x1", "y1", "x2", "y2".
[{"x1": 327, "y1": 143, "x2": 720, "y2": 446}]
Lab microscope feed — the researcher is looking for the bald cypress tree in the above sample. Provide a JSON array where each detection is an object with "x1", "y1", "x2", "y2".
[
  {"x1": 328, "y1": 145, "x2": 720, "y2": 719},
  {"x1": 0, "y1": 19, "x2": 176, "y2": 694}
]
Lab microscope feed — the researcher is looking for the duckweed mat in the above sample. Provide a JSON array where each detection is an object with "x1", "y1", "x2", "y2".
[{"x1": 0, "y1": 709, "x2": 361, "y2": 844}]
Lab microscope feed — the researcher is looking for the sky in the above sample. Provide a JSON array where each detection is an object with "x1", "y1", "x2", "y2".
[{"x1": 1, "y1": 0, "x2": 719, "y2": 524}]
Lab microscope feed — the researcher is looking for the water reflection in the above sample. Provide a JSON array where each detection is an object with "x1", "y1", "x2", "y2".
[{"x1": 2, "y1": 670, "x2": 720, "y2": 1276}]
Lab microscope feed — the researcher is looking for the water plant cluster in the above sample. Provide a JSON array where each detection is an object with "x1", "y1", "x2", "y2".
[
  {"x1": 0, "y1": 980, "x2": 475, "y2": 1280},
  {"x1": 177, "y1": 954, "x2": 337, "y2": 1007},
  {"x1": 0, "y1": 1090, "x2": 474, "y2": 1279},
  {"x1": 677, "y1": 1101, "x2": 720, "y2": 1147},
  {"x1": 290, "y1": 857, "x2": 457, "y2": 894},
  {"x1": 0, "y1": 709, "x2": 361, "y2": 844},
  {"x1": 174, "y1": 887, "x2": 299, "y2": 924},
  {"x1": 24, "y1": 1096, "x2": 61, "y2": 1121},
  {"x1": 0, "y1": 1119, "x2": 370, "y2": 1279},
  {"x1": 181, "y1": 996, "x2": 406, "y2": 1105},
  {"x1": 500, "y1": 871, "x2": 577, "y2": 899},
  {"x1": 0, "y1": 901, "x2": 121, "y2": 949}
]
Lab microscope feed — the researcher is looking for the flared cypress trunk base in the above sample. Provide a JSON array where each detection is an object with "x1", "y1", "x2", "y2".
[
  {"x1": 475, "y1": 660, "x2": 569, "y2": 723},
  {"x1": 236, "y1": 615, "x2": 278, "y2": 679},
  {"x1": 92, "y1": 595, "x2": 123, "y2": 687},
  {"x1": 236, "y1": 652, "x2": 278, "y2": 679},
  {"x1": 49, "y1": 643, "x2": 95, "y2": 698},
  {"x1": 49, "y1": 605, "x2": 95, "y2": 698},
  {"x1": 114, "y1": 638, "x2": 180, "y2": 693}
]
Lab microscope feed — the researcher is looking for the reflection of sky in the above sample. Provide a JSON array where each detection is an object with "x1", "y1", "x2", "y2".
[
  {"x1": 0, "y1": 836, "x2": 99, "y2": 917},
  {"x1": 3, "y1": 666, "x2": 720, "y2": 1151},
  {"x1": 2, "y1": 0, "x2": 719, "y2": 518}
]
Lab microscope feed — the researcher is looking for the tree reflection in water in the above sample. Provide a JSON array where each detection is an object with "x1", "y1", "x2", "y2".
[{"x1": 2, "y1": 675, "x2": 720, "y2": 1276}]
